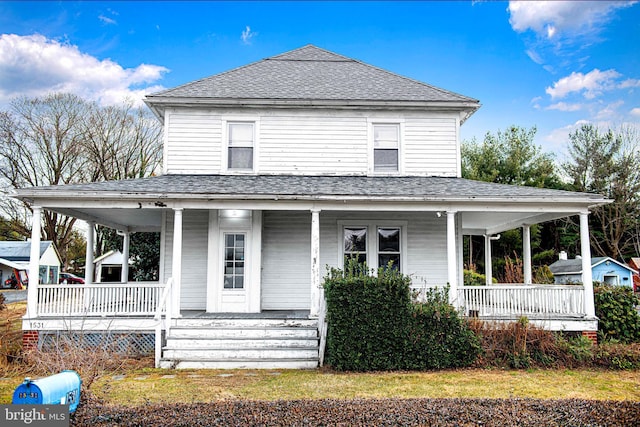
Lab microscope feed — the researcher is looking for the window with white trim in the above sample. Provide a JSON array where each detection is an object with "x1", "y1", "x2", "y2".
[
  {"x1": 373, "y1": 124, "x2": 399, "y2": 172},
  {"x1": 227, "y1": 122, "x2": 254, "y2": 170},
  {"x1": 377, "y1": 227, "x2": 401, "y2": 270},
  {"x1": 344, "y1": 227, "x2": 367, "y2": 266},
  {"x1": 342, "y1": 225, "x2": 403, "y2": 271}
]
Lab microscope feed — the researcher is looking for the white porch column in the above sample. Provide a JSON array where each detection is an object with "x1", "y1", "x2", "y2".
[
  {"x1": 446, "y1": 211, "x2": 458, "y2": 305},
  {"x1": 523, "y1": 225, "x2": 532, "y2": 284},
  {"x1": 26, "y1": 206, "x2": 42, "y2": 318},
  {"x1": 310, "y1": 209, "x2": 321, "y2": 318},
  {"x1": 172, "y1": 208, "x2": 183, "y2": 318},
  {"x1": 484, "y1": 234, "x2": 493, "y2": 286},
  {"x1": 84, "y1": 221, "x2": 95, "y2": 285},
  {"x1": 580, "y1": 212, "x2": 596, "y2": 317},
  {"x1": 121, "y1": 231, "x2": 130, "y2": 283}
]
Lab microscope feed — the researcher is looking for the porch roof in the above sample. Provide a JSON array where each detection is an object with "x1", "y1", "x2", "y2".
[{"x1": 15, "y1": 174, "x2": 609, "y2": 235}]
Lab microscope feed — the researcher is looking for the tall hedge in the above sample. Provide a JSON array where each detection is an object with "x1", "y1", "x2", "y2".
[
  {"x1": 594, "y1": 283, "x2": 640, "y2": 343},
  {"x1": 323, "y1": 260, "x2": 480, "y2": 371}
]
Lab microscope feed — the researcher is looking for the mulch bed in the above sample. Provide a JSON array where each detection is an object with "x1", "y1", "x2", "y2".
[{"x1": 71, "y1": 398, "x2": 640, "y2": 426}]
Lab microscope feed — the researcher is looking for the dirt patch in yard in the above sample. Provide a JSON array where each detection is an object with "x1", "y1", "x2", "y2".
[{"x1": 71, "y1": 397, "x2": 640, "y2": 426}]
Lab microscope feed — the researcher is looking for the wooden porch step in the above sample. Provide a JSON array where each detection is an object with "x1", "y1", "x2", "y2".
[
  {"x1": 160, "y1": 316, "x2": 320, "y2": 369},
  {"x1": 174, "y1": 318, "x2": 318, "y2": 328},
  {"x1": 158, "y1": 358, "x2": 319, "y2": 370},
  {"x1": 163, "y1": 347, "x2": 318, "y2": 360},
  {"x1": 165, "y1": 336, "x2": 318, "y2": 349},
  {"x1": 167, "y1": 326, "x2": 319, "y2": 339}
]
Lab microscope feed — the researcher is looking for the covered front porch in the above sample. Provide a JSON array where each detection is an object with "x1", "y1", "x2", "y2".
[{"x1": 16, "y1": 175, "x2": 608, "y2": 367}]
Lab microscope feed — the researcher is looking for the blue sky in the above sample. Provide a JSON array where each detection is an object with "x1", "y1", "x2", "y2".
[{"x1": 0, "y1": 1, "x2": 638, "y2": 159}]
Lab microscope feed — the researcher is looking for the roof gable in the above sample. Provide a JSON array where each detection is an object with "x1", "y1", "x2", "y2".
[
  {"x1": 146, "y1": 45, "x2": 479, "y2": 112},
  {"x1": 549, "y1": 256, "x2": 636, "y2": 275},
  {"x1": 0, "y1": 241, "x2": 54, "y2": 261}
]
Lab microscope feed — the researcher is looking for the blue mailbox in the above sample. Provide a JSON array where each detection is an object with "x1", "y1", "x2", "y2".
[{"x1": 12, "y1": 370, "x2": 82, "y2": 413}]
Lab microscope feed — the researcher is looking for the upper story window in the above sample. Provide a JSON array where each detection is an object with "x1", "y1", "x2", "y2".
[
  {"x1": 373, "y1": 124, "x2": 399, "y2": 173},
  {"x1": 227, "y1": 122, "x2": 254, "y2": 170}
]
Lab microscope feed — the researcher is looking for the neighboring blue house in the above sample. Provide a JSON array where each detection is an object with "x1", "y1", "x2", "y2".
[{"x1": 549, "y1": 252, "x2": 636, "y2": 287}]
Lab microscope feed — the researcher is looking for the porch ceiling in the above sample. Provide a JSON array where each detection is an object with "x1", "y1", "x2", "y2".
[
  {"x1": 461, "y1": 211, "x2": 576, "y2": 236},
  {"x1": 53, "y1": 207, "x2": 163, "y2": 233}
]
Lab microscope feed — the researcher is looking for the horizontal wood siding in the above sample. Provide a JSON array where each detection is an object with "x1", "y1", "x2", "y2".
[
  {"x1": 164, "y1": 108, "x2": 460, "y2": 176},
  {"x1": 404, "y1": 117, "x2": 458, "y2": 177},
  {"x1": 259, "y1": 115, "x2": 368, "y2": 174},
  {"x1": 317, "y1": 211, "x2": 448, "y2": 286},
  {"x1": 260, "y1": 211, "x2": 449, "y2": 310},
  {"x1": 166, "y1": 110, "x2": 222, "y2": 174},
  {"x1": 261, "y1": 211, "x2": 311, "y2": 309},
  {"x1": 163, "y1": 210, "x2": 208, "y2": 310}
]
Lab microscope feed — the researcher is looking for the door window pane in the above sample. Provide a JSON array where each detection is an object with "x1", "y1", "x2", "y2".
[{"x1": 223, "y1": 233, "x2": 246, "y2": 289}]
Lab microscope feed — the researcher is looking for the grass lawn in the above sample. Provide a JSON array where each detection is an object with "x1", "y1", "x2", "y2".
[
  {"x1": 3, "y1": 368, "x2": 638, "y2": 406},
  {"x1": 1, "y1": 301, "x2": 639, "y2": 406}
]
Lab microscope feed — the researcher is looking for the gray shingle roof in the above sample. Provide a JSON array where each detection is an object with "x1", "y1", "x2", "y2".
[
  {"x1": 147, "y1": 45, "x2": 478, "y2": 104},
  {"x1": 549, "y1": 257, "x2": 635, "y2": 274},
  {"x1": 0, "y1": 241, "x2": 53, "y2": 261},
  {"x1": 16, "y1": 175, "x2": 607, "y2": 203}
]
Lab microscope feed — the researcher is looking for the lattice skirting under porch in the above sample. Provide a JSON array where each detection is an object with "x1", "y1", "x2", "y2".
[{"x1": 35, "y1": 331, "x2": 157, "y2": 356}]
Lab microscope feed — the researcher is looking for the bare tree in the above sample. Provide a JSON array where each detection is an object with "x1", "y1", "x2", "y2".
[
  {"x1": 82, "y1": 101, "x2": 162, "y2": 182},
  {"x1": 0, "y1": 93, "x2": 163, "y2": 268},
  {"x1": 563, "y1": 123, "x2": 640, "y2": 260}
]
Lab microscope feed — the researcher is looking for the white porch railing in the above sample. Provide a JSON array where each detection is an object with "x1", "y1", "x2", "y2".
[
  {"x1": 37, "y1": 282, "x2": 165, "y2": 317},
  {"x1": 457, "y1": 284, "x2": 586, "y2": 318},
  {"x1": 154, "y1": 278, "x2": 174, "y2": 368},
  {"x1": 317, "y1": 286, "x2": 328, "y2": 367}
]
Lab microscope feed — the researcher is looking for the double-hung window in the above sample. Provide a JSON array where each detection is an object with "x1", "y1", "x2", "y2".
[
  {"x1": 373, "y1": 124, "x2": 399, "y2": 172},
  {"x1": 227, "y1": 122, "x2": 254, "y2": 170},
  {"x1": 344, "y1": 227, "x2": 367, "y2": 266},
  {"x1": 342, "y1": 224, "x2": 403, "y2": 271}
]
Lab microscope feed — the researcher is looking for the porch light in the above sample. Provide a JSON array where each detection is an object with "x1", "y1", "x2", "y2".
[{"x1": 220, "y1": 209, "x2": 251, "y2": 219}]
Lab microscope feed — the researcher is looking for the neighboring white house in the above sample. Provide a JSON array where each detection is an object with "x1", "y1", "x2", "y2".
[
  {"x1": 94, "y1": 250, "x2": 131, "y2": 283},
  {"x1": 0, "y1": 241, "x2": 61, "y2": 287},
  {"x1": 15, "y1": 45, "x2": 609, "y2": 368}
]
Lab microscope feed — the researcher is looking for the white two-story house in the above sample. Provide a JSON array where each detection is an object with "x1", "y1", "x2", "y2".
[{"x1": 16, "y1": 45, "x2": 607, "y2": 368}]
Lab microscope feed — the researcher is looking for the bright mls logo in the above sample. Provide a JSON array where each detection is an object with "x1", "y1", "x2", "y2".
[{"x1": 1, "y1": 405, "x2": 68, "y2": 427}]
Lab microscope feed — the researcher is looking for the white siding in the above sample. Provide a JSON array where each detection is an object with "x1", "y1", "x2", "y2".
[
  {"x1": 404, "y1": 117, "x2": 458, "y2": 177},
  {"x1": 261, "y1": 211, "x2": 449, "y2": 310},
  {"x1": 164, "y1": 108, "x2": 460, "y2": 177},
  {"x1": 165, "y1": 110, "x2": 222, "y2": 174},
  {"x1": 261, "y1": 211, "x2": 311, "y2": 309},
  {"x1": 163, "y1": 210, "x2": 209, "y2": 310},
  {"x1": 259, "y1": 115, "x2": 368, "y2": 174}
]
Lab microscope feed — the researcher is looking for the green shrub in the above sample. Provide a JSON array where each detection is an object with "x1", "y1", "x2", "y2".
[
  {"x1": 407, "y1": 287, "x2": 481, "y2": 369},
  {"x1": 463, "y1": 269, "x2": 489, "y2": 286},
  {"x1": 594, "y1": 283, "x2": 640, "y2": 343},
  {"x1": 324, "y1": 259, "x2": 479, "y2": 371}
]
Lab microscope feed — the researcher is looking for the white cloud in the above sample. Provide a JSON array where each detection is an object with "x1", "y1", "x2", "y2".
[
  {"x1": 631, "y1": 107, "x2": 640, "y2": 117},
  {"x1": 594, "y1": 100, "x2": 625, "y2": 120},
  {"x1": 0, "y1": 34, "x2": 168, "y2": 107},
  {"x1": 241, "y1": 26, "x2": 257, "y2": 45},
  {"x1": 546, "y1": 102, "x2": 582, "y2": 112},
  {"x1": 620, "y1": 78, "x2": 640, "y2": 89},
  {"x1": 98, "y1": 14, "x2": 117, "y2": 25},
  {"x1": 508, "y1": 1, "x2": 634, "y2": 38},
  {"x1": 545, "y1": 69, "x2": 621, "y2": 99}
]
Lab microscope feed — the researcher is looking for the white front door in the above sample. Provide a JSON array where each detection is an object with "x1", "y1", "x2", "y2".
[
  {"x1": 219, "y1": 232, "x2": 250, "y2": 312},
  {"x1": 207, "y1": 209, "x2": 262, "y2": 313}
]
